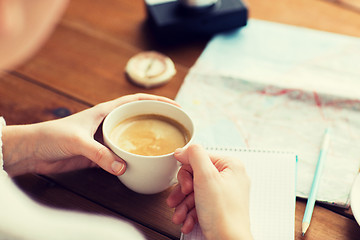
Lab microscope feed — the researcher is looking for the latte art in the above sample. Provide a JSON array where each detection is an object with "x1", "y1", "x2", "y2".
[{"x1": 110, "y1": 114, "x2": 190, "y2": 156}]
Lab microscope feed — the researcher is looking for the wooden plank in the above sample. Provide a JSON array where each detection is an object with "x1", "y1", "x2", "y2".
[
  {"x1": 295, "y1": 199, "x2": 360, "y2": 239},
  {"x1": 2, "y1": 70, "x2": 359, "y2": 240},
  {"x1": 0, "y1": 73, "x2": 181, "y2": 239},
  {"x1": 46, "y1": 168, "x2": 182, "y2": 239},
  {"x1": 16, "y1": 0, "x2": 360, "y2": 108},
  {"x1": 61, "y1": 0, "x2": 207, "y2": 69},
  {"x1": 15, "y1": 24, "x2": 188, "y2": 105},
  {"x1": 247, "y1": 0, "x2": 360, "y2": 37},
  {"x1": 0, "y1": 72, "x2": 88, "y2": 125},
  {"x1": 13, "y1": 174, "x2": 173, "y2": 240},
  {"x1": 321, "y1": 0, "x2": 360, "y2": 14},
  {"x1": 4, "y1": 1, "x2": 360, "y2": 239}
]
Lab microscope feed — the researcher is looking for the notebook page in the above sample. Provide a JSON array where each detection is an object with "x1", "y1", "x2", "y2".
[{"x1": 182, "y1": 148, "x2": 297, "y2": 240}]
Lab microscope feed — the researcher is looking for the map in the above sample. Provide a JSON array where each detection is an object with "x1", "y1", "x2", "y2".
[{"x1": 175, "y1": 20, "x2": 360, "y2": 206}]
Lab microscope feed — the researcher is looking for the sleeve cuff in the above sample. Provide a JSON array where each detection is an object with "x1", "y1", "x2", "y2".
[{"x1": 0, "y1": 117, "x2": 8, "y2": 177}]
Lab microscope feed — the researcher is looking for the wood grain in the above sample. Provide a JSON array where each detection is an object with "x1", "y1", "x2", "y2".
[
  {"x1": 295, "y1": 199, "x2": 360, "y2": 239},
  {"x1": 61, "y1": 0, "x2": 207, "y2": 69},
  {"x1": 15, "y1": 25, "x2": 188, "y2": 104},
  {"x1": 0, "y1": 73, "x2": 178, "y2": 239},
  {"x1": 0, "y1": 72, "x2": 88, "y2": 125},
  {"x1": 46, "y1": 168, "x2": 181, "y2": 239},
  {"x1": 248, "y1": 0, "x2": 360, "y2": 37},
  {"x1": 2, "y1": 0, "x2": 360, "y2": 239}
]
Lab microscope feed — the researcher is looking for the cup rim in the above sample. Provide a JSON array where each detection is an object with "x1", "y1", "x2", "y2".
[{"x1": 103, "y1": 100, "x2": 195, "y2": 159}]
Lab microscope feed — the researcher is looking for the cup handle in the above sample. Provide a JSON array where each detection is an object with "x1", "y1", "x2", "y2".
[
  {"x1": 170, "y1": 162, "x2": 182, "y2": 186},
  {"x1": 170, "y1": 176, "x2": 178, "y2": 186}
]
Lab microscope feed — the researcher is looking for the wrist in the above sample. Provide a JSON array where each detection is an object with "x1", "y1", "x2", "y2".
[
  {"x1": 219, "y1": 222, "x2": 252, "y2": 240},
  {"x1": 205, "y1": 216, "x2": 253, "y2": 240},
  {"x1": 2, "y1": 124, "x2": 41, "y2": 176},
  {"x1": 218, "y1": 226, "x2": 253, "y2": 240}
]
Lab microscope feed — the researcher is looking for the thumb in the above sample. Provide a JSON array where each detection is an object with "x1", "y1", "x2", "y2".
[
  {"x1": 175, "y1": 144, "x2": 218, "y2": 179},
  {"x1": 81, "y1": 140, "x2": 126, "y2": 176}
]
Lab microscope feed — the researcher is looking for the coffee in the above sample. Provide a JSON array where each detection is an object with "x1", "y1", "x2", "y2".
[{"x1": 109, "y1": 114, "x2": 190, "y2": 156}]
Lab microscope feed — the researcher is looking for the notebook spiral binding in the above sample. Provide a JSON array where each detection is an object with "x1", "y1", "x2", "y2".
[{"x1": 205, "y1": 146, "x2": 294, "y2": 154}]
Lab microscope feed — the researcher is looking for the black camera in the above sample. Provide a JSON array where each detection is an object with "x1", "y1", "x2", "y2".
[{"x1": 145, "y1": 0, "x2": 248, "y2": 41}]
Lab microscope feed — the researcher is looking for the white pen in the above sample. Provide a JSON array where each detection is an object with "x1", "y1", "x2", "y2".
[{"x1": 302, "y1": 128, "x2": 331, "y2": 235}]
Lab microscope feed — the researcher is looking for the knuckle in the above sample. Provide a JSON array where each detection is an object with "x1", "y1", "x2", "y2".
[
  {"x1": 187, "y1": 144, "x2": 202, "y2": 153},
  {"x1": 184, "y1": 192, "x2": 195, "y2": 210},
  {"x1": 93, "y1": 146, "x2": 108, "y2": 165},
  {"x1": 67, "y1": 133, "x2": 83, "y2": 155}
]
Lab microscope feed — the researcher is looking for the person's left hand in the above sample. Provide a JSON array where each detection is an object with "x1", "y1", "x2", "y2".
[{"x1": 2, "y1": 93, "x2": 178, "y2": 177}]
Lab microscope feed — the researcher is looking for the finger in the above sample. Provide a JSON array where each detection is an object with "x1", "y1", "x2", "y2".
[
  {"x1": 181, "y1": 208, "x2": 198, "y2": 234},
  {"x1": 209, "y1": 153, "x2": 248, "y2": 176},
  {"x1": 172, "y1": 192, "x2": 195, "y2": 225},
  {"x1": 0, "y1": 0, "x2": 24, "y2": 37},
  {"x1": 90, "y1": 94, "x2": 180, "y2": 122},
  {"x1": 167, "y1": 184, "x2": 186, "y2": 208},
  {"x1": 103, "y1": 93, "x2": 180, "y2": 113},
  {"x1": 177, "y1": 164, "x2": 194, "y2": 195},
  {"x1": 132, "y1": 93, "x2": 180, "y2": 107},
  {"x1": 81, "y1": 140, "x2": 126, "y2": 176},
  {"x1": 174, "y1": 147, "x2": 190, "y2": 165},
  {"x1": 167, "y1": 165, "x2": 194, "y2": 208},
  {"x1": 175, "y1": 145, "x2": 218, "y2": 179}
]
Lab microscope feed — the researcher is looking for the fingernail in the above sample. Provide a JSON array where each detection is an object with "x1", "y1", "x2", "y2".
[{"x1": 111, "y1": 161, "x2": 125, "y2": 175}]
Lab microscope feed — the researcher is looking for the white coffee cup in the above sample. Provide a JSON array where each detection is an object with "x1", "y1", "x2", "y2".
[{"x1": 103, "y1": 100, "x2": 195, "y2": 194}]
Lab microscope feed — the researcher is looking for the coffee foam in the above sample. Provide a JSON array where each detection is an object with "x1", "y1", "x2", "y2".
[{"x1": 110, "y1": 114, "x2": 189, "y2": 156}]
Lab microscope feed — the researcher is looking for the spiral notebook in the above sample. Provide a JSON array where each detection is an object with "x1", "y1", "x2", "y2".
[{"x1": 181, "y1": 147, "x2": 297, "y2": 240}]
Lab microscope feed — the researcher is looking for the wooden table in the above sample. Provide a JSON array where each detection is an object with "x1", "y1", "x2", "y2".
[{"x1": 1, "y1": 0, "x2": 360, "y2": 239}]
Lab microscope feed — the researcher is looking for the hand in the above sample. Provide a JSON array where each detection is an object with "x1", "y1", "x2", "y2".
[
  {"x1": 2, "y1": 93, "x2": 178, "y2": 177},
  {"x1": 167, "y1": 145, "x2": 253, "y2": 240}
]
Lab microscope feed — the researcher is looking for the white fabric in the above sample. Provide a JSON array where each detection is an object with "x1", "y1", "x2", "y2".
[
  {"x1": 0, "y1": 117, "x2": 144, "y2": 240},
  {"x1": 0, "y1": 117, "x2": 7, "y2": 180}
]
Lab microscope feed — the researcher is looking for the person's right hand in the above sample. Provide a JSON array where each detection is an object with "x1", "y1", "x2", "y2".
[{"x1": 167, "y1": 145, "x2": 253, "y2": 240}]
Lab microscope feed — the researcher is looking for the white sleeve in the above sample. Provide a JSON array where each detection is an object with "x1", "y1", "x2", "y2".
[
  {"x1": 0, "y1": 117, "x2": 8, "y2": 179},
  {"x1": 0, "y1": 117, "x2": 145, "y2": 240}
]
